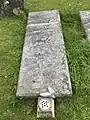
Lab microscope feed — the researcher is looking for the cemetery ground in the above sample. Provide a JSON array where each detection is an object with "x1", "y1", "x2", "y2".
[{"x1": 0, "y1": 0, "x2": 90, "y2": 120}]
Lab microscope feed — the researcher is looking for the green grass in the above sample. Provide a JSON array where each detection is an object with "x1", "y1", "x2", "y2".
[{"x1": 0, "y1": 0, "x2": 90, "y2": 120}]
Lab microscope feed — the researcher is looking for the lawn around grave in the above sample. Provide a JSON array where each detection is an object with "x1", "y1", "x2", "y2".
[{"x1": 0, "y1": 0, "x2": 90, "y2": 120}]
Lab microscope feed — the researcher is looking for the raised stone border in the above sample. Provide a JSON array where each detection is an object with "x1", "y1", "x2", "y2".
[
  {"x1": 16, "y1": 10, "x2": 72, "y2": 97},
  {"x1": 80, "y1": 11, "x2": 90, "y2": 40}
]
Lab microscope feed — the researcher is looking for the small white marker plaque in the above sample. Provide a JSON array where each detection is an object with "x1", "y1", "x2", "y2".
[{"x1": 37, "y1": 97, "x2": 55, "y2": 118}]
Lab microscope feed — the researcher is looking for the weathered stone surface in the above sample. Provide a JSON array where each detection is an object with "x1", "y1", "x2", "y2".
[
  {"x1": 0, "y1": 0, "x2": 24, "y2": 15},
  {"x1": 16, "y1": 10, "x2": 72, "y2": 97},
  {"x1": 28, "y1": 10, "x2": 60, "y2": 24},
  {"x1": 80, "y1": 11, "x2": 90, "y2": 39}
]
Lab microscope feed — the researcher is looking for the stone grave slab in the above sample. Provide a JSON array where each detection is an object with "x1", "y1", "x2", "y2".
[
  {"x1": 80, "y1": 11, "x2": 90, "y2": 40},
  {"x1": 16, "y1": 10, "x2": 72, "y2": 97}
]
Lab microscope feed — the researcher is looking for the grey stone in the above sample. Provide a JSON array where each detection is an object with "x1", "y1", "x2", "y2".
[
  {"x1": 28, "y1": 10, "x2": 60, "y2": 25},
  {"x1": 0, "y1": 0, "x2": 24, "y2": 15},
  {"x1": 80, "y1": 11, "x2": 90, "y2": 40},
  {"x1": 16, "y1": 10, "x2": 72, "y2": 97}
]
